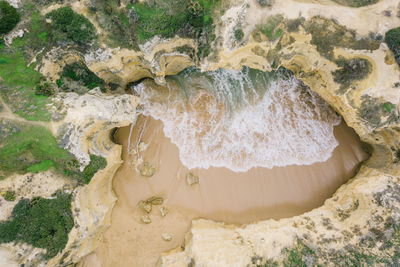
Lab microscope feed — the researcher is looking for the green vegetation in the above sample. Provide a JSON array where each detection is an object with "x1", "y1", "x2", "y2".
[
  {"x1": 286, "y1": 18, "x2": 305, "y2": 32},
  {"x1": 256, "y1": 240, "x2": 315, "y2": 267},
  {"x1": 254, "y1": 15, "x2": 284, "y2": 42},
  {"x1": 256, "y1": 220, "x2": 400, "y2": 266},
  {"x1": 282, "y1": 240, "x2": 315, "y2": 267},
  {"x1": 27, "y1": 160, "x2": 55, "y2": 173},
  {"x1": 86, "y1": 0, "x2": 137, "y2": 48},
  {"x1": 0, "y1": 124, "x2": 74, "y2": 175},
  {"x1": 383, "y1": 102, "x2": 395, "y2": 112},
  {"x1": 0, "y1": 191, "x2": 73, "y2": 259},
  {"x1": 119, "y1": 13, "x2": 130, "y2": 27},
  {"x1": 0, "y1": 123, "x2": 106, "y2": 184},
  {"x1": 45, "y1": 6, "x2": 96, "y2": 46},
  {"x1": 0, "y1": 1, "x2": 20, "y2": 35},
  {"x1": 385, "y1": 27, "x2": 400, "y2": 66},
  {"x1": 0, "y1": 9, "x2": 55, "y2": 121},
  {"x1": 332, "y1": 57, "x2": 371, "y2": 94},
  {"x1": 234, "y1": 29, "x2": 244, "y2": 41},
  {"x1": 359, "y1": 95, "x2": 399, "y2": 128},
  {"x1": 64, "y1": 155, "x2": 107, "y2": 184},
  {"x1": 256, "y1": 0, "x2": 272, "y2": 7},
  {"x1": 133, "y1": 0, "x2": 220, "y2": 58},
  {"x1": 2, "y1": 190, "x2": 16, "y2": 201},
  {"x1": 331, "y1": 0, "x2": 378, "y2": 7},
  {"x1": 0, "y1": 49, "x2": 52, "y2": 121},
  {"x1": 57, "y1": 62, "x2": 106, "y2": 94},
  {"x1": 35, "y1": 82, "x2": 55, "y2": 96},
  {"x1": 304, "y1": 17, "x2": 380, "y2": 59}
]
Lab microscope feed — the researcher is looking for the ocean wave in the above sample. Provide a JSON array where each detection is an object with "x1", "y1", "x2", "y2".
[{"x1": 134, "y1": 67, "x2": 341, "y2": 172}]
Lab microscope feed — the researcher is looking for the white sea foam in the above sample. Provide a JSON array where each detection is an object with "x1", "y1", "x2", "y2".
[{"x1": 134, "y1": 67, "x2": 341, "y2": 172}]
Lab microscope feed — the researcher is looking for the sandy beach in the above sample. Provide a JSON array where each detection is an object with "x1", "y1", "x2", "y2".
[{"x1": 80, "y1": 114, "x2": 369, "y2": 267}]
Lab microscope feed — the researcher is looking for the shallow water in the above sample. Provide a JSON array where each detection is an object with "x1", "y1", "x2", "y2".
[{"x1": 80, "y1": 68, "x2": 369, "y2": 267}]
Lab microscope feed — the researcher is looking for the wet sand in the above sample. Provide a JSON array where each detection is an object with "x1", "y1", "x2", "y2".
[{"x1": 80, "y1": 115, "x2": 369, "y2": 267}]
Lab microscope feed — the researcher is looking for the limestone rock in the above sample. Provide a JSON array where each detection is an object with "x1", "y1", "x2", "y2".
[
  {"x1": 159, "y1": 206, "x2": 169, "y2": 217},
  {"x1": 147, "y1": 196, "x2": 164, "y2": 206},
  {"x1": 161, "y1": 233, "x2": 172, "y2": 242},
  {"x1": 138, "y1": 200, "x2": 152, "y2": 214},
  {"x1": 186, "y1": 173, "x2": 199, "y2": 186},
  {"x1": 141, "y1": 215, "x2": 152, "y2": 224},
  {"x1": 140, "y1": 162, "x2": 157, "y2": 177}
]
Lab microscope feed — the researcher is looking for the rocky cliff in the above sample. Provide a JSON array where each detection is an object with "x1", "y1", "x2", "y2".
[{"x1": 1, "y1": 0, "x2": 399, "y2": 266}]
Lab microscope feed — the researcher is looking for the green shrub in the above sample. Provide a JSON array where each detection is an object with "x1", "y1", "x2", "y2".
[
  {"x1": 45, "y1": 6, "x2": 96, "y2": 45},
  {"x1": 234, "y1": 29, "x2": 244, "y2": 41},
  {"x1": 332, "y1": 57, "x2": 371, "y2": 94},
  {"x1": 35, "y1": 82, "x2": 55, "y2": 96},
  {"x1": 0, "y1": 191, "x2": 73, "y2": 259},
  {"x1": 2, "y1": 190, "x2": 16, "y2": 201},
  {"x1": 81, "y1": 155, "x2": 107, "y2": 184},
  {"x1": 385, "y1": 27, "x2": 400, "y2": 66},
  {"x1": 57, "y1": 62, "x2": 105, "y2": 93},
  {"x1": 63, "y1": 154, "x2": 107, "y2": 184},
  {"x1": 0, "y1": 1, "x2": 20, "y2": 35},
  {"x1": 331, "y1": 0, "x2": 378, "y2": 7},
  {"x1": 256, "y1": 0, "x2": 272, "y2": 7}
]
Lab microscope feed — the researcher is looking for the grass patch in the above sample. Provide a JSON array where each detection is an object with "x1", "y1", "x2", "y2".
[
  {"x1": 0, "y1": 124, "x2": 73, "y2": 175},
  {"x1": 0, "y1": 9, "x2": 56, "y2": 121},
  {"x1": 0, "y1": 123, "x2": 107, "y2": 184},
  {"x1": 27, "y1": 160, "x2": 55, "y2": 173},
  {"x1": 0, "y1": 49, "x2": 52, "y2": 121},
  {"x1": 0, "y1": 191, "x2": 73, "y2": 259},
  {"x1": 119, "y1": 13, "x2": 130, "y2": 27}
]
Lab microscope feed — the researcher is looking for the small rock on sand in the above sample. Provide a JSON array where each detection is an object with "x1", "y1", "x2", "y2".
[
  {"x1": 140, "y1": 162, "x2": 156, "y2": 177},
  {"x1": 138, "y1": 141, "x2": 148, "y2": 152},
  {"x1": 141, "y1": 215, "x2": 151, "y2": 224},
  {"x1": 159, "y1": 205, "x2": 169, "y2": 217},
  {"x1": 186, "y1": 173, "x2": 199, "y2": 186},
  {"x1": 138, "y1": 200, "x2": 152, "y2": 213},
  {"x1": 147, "y1": 196, "x2": 164, "y2": 205},
  {"x1": 161, "y1": 233, "x2": 172, "y2": 241}
]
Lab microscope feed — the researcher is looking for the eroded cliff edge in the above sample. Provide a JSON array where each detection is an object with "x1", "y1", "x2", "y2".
[{"x1": 0, "y1": 0, "x2": 399, "y2": 266}]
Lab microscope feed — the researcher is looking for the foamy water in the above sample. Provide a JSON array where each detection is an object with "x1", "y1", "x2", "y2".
[{"x1": 133, "y1": 67, "x2": 341, "y2": 172}]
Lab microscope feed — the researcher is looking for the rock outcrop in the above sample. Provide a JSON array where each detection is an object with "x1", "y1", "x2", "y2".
[{"x1": 2, "y1": 0, "x2": 400, "y2": 265}]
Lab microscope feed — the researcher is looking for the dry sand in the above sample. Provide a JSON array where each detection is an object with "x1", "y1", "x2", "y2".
[{"x1": 80, "y1": 115, "x2": 368, "y2": 267}]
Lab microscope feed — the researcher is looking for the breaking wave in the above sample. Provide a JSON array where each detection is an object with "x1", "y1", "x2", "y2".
[{"x1": 133, "y1": 67, "x2": 341, "y2": 172}]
